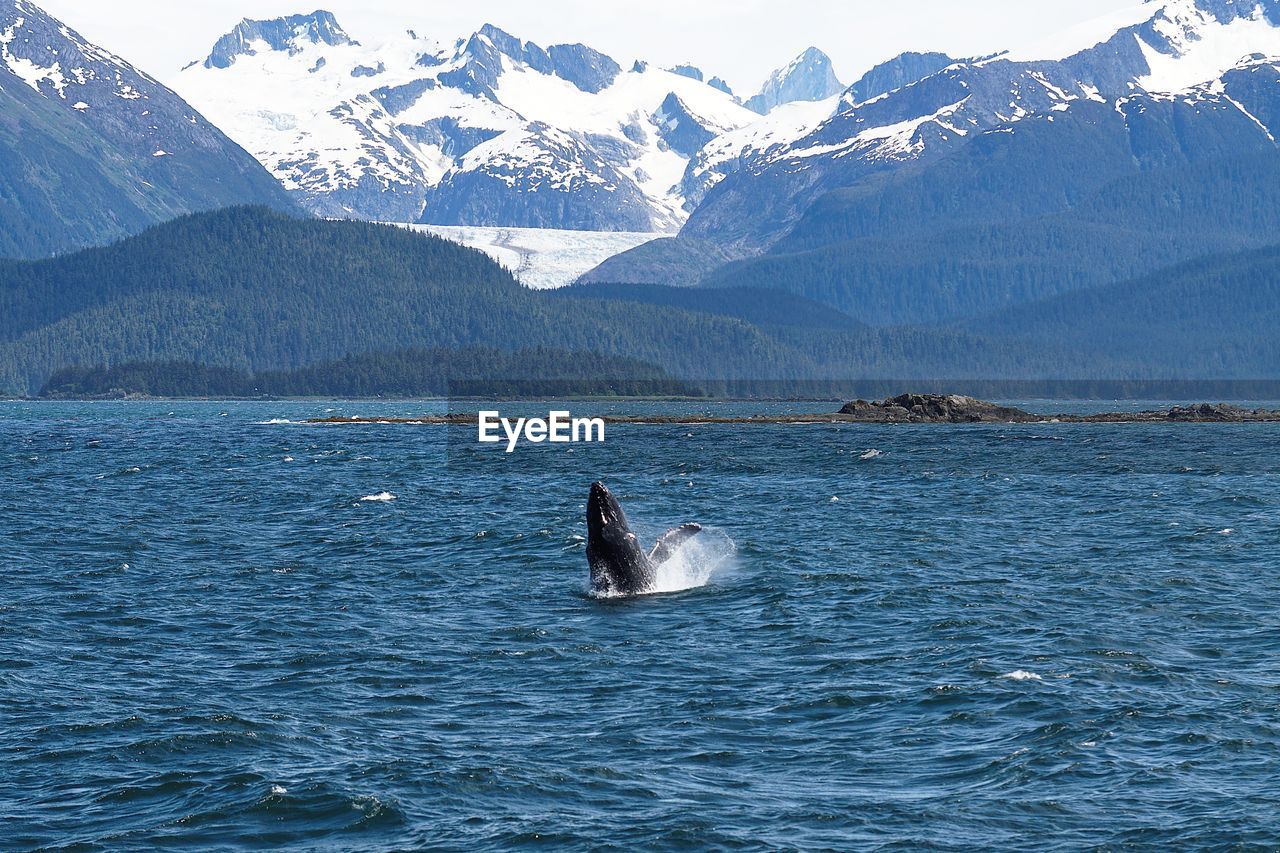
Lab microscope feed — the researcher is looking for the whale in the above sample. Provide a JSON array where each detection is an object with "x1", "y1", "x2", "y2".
[{"x1": 586, "y1": 481, "x2": 702, "y2": 597}]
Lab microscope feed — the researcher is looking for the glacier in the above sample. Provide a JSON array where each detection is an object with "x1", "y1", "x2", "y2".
[{"x1": 404, "y1": 224, "x2": 661, "y2": 290}]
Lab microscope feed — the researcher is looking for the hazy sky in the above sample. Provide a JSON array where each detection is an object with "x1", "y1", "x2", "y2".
[{"x1": 39, "y1": 0, "x2": 1142, "y2": 92}]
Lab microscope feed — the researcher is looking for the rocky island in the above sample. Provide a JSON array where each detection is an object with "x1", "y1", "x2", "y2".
[{"x1": 838, "y1": 395, "x2": 1280, "y2": 423}]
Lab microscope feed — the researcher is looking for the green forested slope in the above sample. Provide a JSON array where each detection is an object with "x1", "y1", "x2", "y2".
[
  {"x1": 0, "y1": 207, "x2": 1068, "y2": 395},
  {"x1": 964, "y1": 244, "x2": 1280, "y2": 377}
]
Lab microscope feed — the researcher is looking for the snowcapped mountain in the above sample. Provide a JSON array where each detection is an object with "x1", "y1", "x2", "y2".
[
  {"x1": 175, "y1": 13, "x2": 818, "y2": 232},
  {"x1": 0, "y1": 0, "x2": 294, "y2": 258},
  {"x1": 745, "y1": 47, "x2": 844, "y2": 114},
  {"x1": 678, "y1": 0, "x2": 1280, "y2": 253}
]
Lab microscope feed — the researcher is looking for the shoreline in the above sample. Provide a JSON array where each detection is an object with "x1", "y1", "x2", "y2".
[{"x1": 306, "y1": 408, "x2": 1280, "y2": 426}]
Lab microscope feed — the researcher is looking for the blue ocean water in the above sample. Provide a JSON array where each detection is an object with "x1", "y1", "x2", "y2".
[{"x1": 3, "y1": 400, "x2": 1280, "y2": 850}]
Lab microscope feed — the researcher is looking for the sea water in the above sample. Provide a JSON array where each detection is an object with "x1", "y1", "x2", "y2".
[{"x1": 2, "y1": 400, "x2": 1279, "y2": 849}]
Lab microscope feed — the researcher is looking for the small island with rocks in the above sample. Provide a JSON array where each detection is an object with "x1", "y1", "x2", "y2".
[
  {"x1": 307, "y1": 394, "x2": 1280, "y2": 426},
  {"x1": 837, "y1": 395, "x2": 1280, "y2": 423}
]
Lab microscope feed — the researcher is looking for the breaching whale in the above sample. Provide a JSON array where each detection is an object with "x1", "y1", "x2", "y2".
[{"x1": 586, "y1": 481, "x2": 702, "y2": 597}]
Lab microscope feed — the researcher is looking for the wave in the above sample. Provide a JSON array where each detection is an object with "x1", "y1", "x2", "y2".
[
  {"x1": 1001, "y1": 670, "x2": 1043, "y2": 682},
  {"x1": 360, "y1": 492, "x2": 397, "y2": 503}
]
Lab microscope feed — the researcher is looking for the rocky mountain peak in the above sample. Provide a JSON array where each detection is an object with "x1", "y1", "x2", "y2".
[
  {"x1": 746, "y1": 47, "x2": 844, "y2": 114},
  {"x1": 200, "y1": 10, "x2": 355, "y2": 70},
  {"x1": 669, "y1": 64, "x2": 706, "y2": 82},
  {"x1": 461, "y1": 23, "x2": 620, "y2": 94}
]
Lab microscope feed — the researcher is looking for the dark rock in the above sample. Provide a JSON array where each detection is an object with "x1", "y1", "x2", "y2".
[
  {"x1": 654, "y1": 94, "x2": 718, "y2": 158},
  {"x1": 1166, "y1": 403, "x2": 1250, "y2": 421},
  {"x1": 476, "y1": 24, "x2": 531, "y2": 65},
  {"x1": 397, "y1": 117, "x2": 501, "y2": 159},
  {"x1": 1073, "y1": 403, "x2": 1277, "y2": 423},
  {"x1": 372, "y1": 78, "x2": 438, "y2": 115},
  {"x1": 548, "y1": 43, "x2": 622, "y2": 93},
  {"x1": 839, "y1": 394, "x2": 1039, "y2": 423},
  {"x1": 470, "y1": 25, "x2": 620, "y2": 94},
  {"x1": 835, "y1": 397, "x2": 1280, "y2": 424}
]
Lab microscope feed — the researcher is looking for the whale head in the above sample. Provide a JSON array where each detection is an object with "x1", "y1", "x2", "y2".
[{"x1": 586, "y1": 481, "x2": 653, "y2": 596}]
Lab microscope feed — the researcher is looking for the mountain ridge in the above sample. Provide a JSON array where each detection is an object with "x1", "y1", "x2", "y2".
[
  {"x1": 0, "y1": 0, "x2": 298, "y2": 259},
  {"x1": 677, "y1": 0, "x2": 1280, "y2": 255}
]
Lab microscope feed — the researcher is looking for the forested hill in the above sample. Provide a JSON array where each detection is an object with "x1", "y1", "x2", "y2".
[
  {"x1": 963, "y1": 243, "x2": 1280, "y2": 376},
  {"x1": 0, "y1": 207, "x2": 1073, "y2": 396}
]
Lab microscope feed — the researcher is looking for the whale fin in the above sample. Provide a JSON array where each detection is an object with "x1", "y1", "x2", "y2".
[{"x1": 649, "y1": 523, "x2": 702, "y2": 565}]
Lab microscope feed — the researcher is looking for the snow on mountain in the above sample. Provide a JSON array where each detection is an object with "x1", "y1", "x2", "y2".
[
  {"x1": 679, "y1": 0, "x2": 1280, "y2": 252},
  {"x1": 1003, "y1": 0, "x2": 1280, "y2": 90},
  {"x1": 175, "y1": 13, "x2": 809, "y2": 232},
  {"x1": 746, "y1": 47, "x2": 844, "y2": 114},
  {"x1": 683, "y1": 96, "x2": 840, "y2": 204},
  {"x1": 1, "y1": 0, "x2": 159, "y2": 103},
  {"x1": 1135, "y1": 0, "x2": 1280, "y2": 90},
  {"x1": 0, "y1": 0, "x2": 295, "y2": 258}
]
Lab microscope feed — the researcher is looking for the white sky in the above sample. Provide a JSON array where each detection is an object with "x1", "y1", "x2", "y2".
[{"x1": 39, "y1": 0, "x2": 1144, "y2": 93}]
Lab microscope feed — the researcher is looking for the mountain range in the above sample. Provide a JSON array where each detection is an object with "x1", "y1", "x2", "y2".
[
  {"x1": 3, "y1": 0, "x2": 1280, "y2": 392},
  {"x1": 173, "y1": 14, "x2": 847, "y2": 231},
  {"x1": 600, "y1": 0, "x2": 1280, "y2": 305}
]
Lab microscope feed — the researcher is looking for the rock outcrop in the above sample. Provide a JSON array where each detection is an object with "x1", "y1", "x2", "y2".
[
  {"x1": 839, "y1": 394, "x2": 1040, "y2": 423},
  {"x1": 1071, "y1": 403, "x2": 1278, "y2": 423},
  {"x1": 837, "y1": 397, "x2": 1280, "y2": 424}
]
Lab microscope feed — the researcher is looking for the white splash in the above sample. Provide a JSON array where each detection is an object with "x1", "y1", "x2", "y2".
[
  {"x1": 255, "y1": 418, "x2": 294, "y2": 425},
  {"x1": 360, "y1": 492, "x2": 397, "y2": 503},
  {"x1": 860, "y1": 449, "x2": 883, "y2": 460},
  {"x1": 1002, "y1": 670, "x2": 1044, "y2": 682},
  {"x1": 648, "y1": 528, "x2": 736, "y2": 595}
]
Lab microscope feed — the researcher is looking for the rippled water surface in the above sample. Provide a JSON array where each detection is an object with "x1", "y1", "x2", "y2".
[{"x1": 4, "y1": 401, "x2": 1280, "y2": 850}]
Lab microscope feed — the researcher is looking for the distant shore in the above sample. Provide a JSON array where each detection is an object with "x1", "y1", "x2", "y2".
[{"x1": 305, "y1": 396, "x2": 1280, "y2": 426}]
